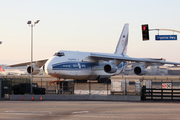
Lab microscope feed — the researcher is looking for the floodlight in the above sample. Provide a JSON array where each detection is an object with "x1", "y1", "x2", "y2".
[
  {"x1": 27, "y1": 21, "x2": 31, "y2": 24},
  {"x1": 34, "y1": 20, "x2": 40, "y2": 24}
]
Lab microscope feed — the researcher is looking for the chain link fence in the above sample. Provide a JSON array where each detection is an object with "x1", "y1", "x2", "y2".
[
  {"x1": 3, "y1": 75, "x2": 180, "y2": 98},
  {"x1": 0, "y1": 76, "x2": 30, "y2": 97}
]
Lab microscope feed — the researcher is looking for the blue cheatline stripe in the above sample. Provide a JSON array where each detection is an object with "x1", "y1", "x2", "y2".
[
  {"x1": 52, "y1": 61, "x2": 97, "y2": 70},
  {"x1": 52, "y1": 61, "x2": 128, "y2": 71}
]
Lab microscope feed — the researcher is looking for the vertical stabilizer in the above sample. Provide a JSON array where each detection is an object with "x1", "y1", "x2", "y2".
[
  {"x1": 114, "y1": 23, "x2": 129, "y2": 55},
  {"x1": 0, "y1": 66, "x2": 5, "y2": 72}
]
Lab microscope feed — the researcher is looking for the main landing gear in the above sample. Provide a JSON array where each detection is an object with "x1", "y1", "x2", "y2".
[{"x1": 98, "y1": 78, "x2": 111, "y2": 83}]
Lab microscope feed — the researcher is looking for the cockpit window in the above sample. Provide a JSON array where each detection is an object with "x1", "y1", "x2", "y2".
[{"x1": 54, "y1": 52, "x2": 65, "y2": 57}]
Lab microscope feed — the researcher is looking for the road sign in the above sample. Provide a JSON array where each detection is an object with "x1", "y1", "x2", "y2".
[
  {"x1": 155, "y1": 35, "x2": 177, "y2": 40},
  {"x1": 162, "y1": 83, "x2": 172, "y2": 89}
]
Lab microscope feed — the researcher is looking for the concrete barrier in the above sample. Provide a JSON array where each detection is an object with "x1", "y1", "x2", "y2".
[{"x1": 10, "y1": 95, "x2": 140, "y2": 101}]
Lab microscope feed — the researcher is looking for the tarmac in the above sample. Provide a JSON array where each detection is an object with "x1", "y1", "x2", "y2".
[{"x1": 1, "y1": 101, "x2": 180, "y2": 120}]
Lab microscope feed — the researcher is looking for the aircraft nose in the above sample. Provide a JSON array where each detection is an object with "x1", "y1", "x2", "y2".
[
  {"x1": 44, "y1": 63, "x2": 51, "y2": 75},
  {"x1": 44, "y1": 58, "x2": 54, "y2": 75}
]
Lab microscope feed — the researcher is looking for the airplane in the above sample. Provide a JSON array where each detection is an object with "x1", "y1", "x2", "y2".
[
  {"x1": 0, "y1": 66, "x2": 27, "y2": 75},
  {"x1": 0, "y1": 66, "x2": 6, "y2": 75},
  {"x1": 7, "y1": 23, "x2": 180, "y2": 82}
]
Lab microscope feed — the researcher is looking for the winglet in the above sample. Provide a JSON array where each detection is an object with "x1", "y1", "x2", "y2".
[{"x1": 114, "y1": 23, "x2": 129, "y2": 55}]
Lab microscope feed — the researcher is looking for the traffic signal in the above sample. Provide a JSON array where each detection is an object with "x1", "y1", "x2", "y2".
[{"x1": 142, "y1": 24, "x2": 149, "y2": 40}]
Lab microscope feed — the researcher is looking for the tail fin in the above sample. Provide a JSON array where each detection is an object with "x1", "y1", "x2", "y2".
[
  {"x1": 0, "y1": 66, "x2": 5, "y2": 72},
  {"x1": 114, "y1": 23, "x2": 129, "y2": 55}
]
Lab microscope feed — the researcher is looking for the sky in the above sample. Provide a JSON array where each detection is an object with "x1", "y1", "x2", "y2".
[{"x1": 0, "y1": 0, "x2": 180, "y2": 65}]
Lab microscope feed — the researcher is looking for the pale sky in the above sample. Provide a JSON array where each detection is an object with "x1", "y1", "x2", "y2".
[{"x1": 0, "y1": 0, "x2": 180, "y2": 64}]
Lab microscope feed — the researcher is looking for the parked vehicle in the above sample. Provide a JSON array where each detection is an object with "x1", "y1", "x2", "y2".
[{"x1": 12, "y1": 83, "x2": 46, "y2": 95}]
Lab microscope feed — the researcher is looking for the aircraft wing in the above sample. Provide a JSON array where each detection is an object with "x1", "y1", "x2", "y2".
[
  {"x1": 89, "y1": 53, "x2": 180, "y2": 66},
  {"x1": 7, "y1": 59, "x2": 49, "y2": 68}
]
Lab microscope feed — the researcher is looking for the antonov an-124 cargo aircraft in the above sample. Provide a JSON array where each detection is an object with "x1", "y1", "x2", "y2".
[{"x1": 8, "y1": 23, "x2": 180, "y2": 82}]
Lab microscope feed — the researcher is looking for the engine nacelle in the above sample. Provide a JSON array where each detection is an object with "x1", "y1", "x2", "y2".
[
  {"x1": 27, "y1": 66, "x2": 40, "y2": 75},
  {"x1": 104, "y1": 64, "x2": 117, "y2": 73},
  {"x1": 134, "y1": 65, "x2": 147, "y2": 75}
]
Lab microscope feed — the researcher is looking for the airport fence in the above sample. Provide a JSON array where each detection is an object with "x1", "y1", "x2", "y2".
[
  {"x1": 141, "y1": 78, "x2": 180, "y2": 100},
  {"x1": 74, "y1": 81, "x2": 111, "y2": 95},
  {"x1": 0, "y1": 75, "x2": 142, "y2": 97},
  {"x1": 2, "y1": 75, "x2": 180, "y2": 100},
  {"x1": 0, "y1": 76, "x2": 30, "y2": 97}
]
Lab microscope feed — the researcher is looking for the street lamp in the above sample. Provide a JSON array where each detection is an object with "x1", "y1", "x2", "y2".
[{"x1": 27, "y1": 20, "x2": 40, "y2": 94}]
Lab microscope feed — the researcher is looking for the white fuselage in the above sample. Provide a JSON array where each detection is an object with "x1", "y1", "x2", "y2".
[{"x1": 44, "y1": 50, "x2": 128, "y2": 80}]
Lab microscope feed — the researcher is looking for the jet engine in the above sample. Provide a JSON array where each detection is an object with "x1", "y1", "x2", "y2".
[
  {"x1": 134, "y1": 65, "x2": 147, "y2": 75},
  {"x1": 27, "y1": 65, "x2": 40, "y2": 75},
  {"x1": 104, "y1": 64, "x2": 117, "y2": 73}
]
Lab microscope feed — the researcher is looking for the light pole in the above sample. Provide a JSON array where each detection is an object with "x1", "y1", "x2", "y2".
[{"x1": 27, "y1": 20, "x2": 40, "y2": 94}]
